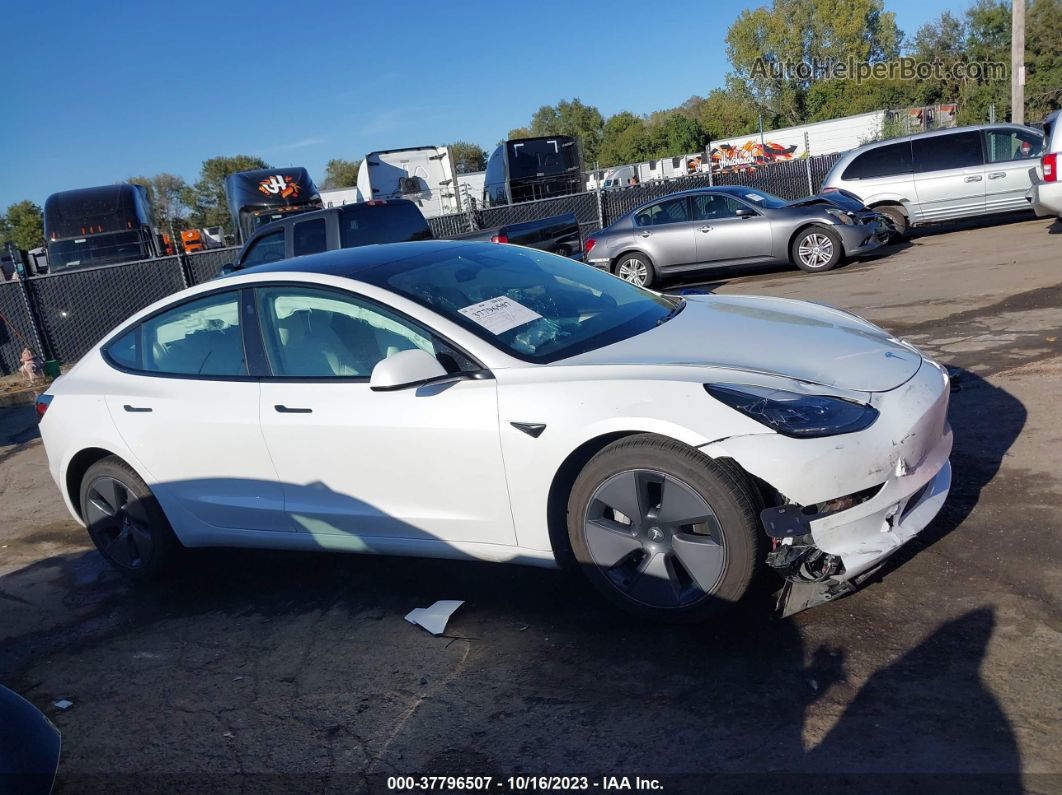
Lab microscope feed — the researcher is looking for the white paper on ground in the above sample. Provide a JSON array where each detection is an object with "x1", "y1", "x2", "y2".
[
  {"x1": 458, "y1": 297, "x2": 541, "y2": 335},
  {"x1": 405, "y1": 600, "x2": 465, "y2": 636}
]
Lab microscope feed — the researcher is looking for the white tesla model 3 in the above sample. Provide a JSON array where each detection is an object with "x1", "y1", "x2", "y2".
[{"x1": 37, "y1": 241, "x2": 952, "y2": 621}]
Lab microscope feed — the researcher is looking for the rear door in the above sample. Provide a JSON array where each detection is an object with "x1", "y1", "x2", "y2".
[
  {"x1": 632, "y1": 196, "x2": 698, "y2": 268},
  {"x1": 691, "y1": 193, "x2": 773, "y2": 264},
  {"x1": 912, "y1": 131, "x2": 986, "y2": 221},
  {"x1": 102, "y1": 289, "x2": 287, "y2": 532},
  {"x1": 982, "y1": 127, "x2": 1044, "y2": 214}
]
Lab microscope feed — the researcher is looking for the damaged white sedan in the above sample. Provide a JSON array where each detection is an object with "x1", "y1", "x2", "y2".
[{"x1": 37, "y1": 241, "x2": 951, "y2": 621}]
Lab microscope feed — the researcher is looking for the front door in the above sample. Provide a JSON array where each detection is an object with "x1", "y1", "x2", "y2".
[
  {"x1": 691, "y1": 193, "x2": 773, "y2": 264},
  {"x1": 253, "y1": 285, "x2": 516, "y2": 548},
  {"x1": 103, "y1": 289, "x2": 287, "y2": 531},
  {"x1": 912, "y1": 130, "x2": 986, "y2": 222},
  {"x1": 983, "y1": 127, "x2": 1044, "y2": 214},
  {"x1": 634, "y1": 196, "x2": 699, "y2": 267}
]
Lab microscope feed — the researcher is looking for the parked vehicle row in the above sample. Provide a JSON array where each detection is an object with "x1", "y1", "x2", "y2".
[{"x1": 227, "y1": 200, "x2": 583, "y2": 273}]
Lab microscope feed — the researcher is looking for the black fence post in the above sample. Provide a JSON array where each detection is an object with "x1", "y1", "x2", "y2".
[
  {"x1": 595, "y1": 189, "x2": 606, "y2": 229},
  {"x1": 16, "y1": 277, "x2": 49, "y2": 361}
]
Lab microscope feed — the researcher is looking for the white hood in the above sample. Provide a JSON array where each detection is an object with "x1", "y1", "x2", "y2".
[{"x1": 563, "y1": 294, "x2": 922, "y2": 393}]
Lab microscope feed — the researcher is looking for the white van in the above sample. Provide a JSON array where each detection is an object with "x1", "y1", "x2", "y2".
[
  {"x1": 355, "y1": 147, "x2": 462, "y2": 218},
  {"x1": 822, "y1": 123, "x2": 1043, "y2": 237}
]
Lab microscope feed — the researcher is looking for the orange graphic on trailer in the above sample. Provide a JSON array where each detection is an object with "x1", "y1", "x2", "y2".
[
  {"x1": 710, "y1": 140, "x2": 800, "y2": 173},
  {"x1": 257, "y1": 174, "x2": 302, "y2": 199}
]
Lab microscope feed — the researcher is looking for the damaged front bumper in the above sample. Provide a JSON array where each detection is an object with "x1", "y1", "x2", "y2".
[{"x1": 701, "y1": 357, "x2": 953, "y2": 615}]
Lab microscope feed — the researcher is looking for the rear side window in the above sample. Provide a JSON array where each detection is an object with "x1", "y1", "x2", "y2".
[
  {"x1": 913, "y1": 132, "x2": 984, "y2": 172},
  {"x1": 339, "y1": 203, "x2": 431, "y2": 248},
  {"x1": 293, "y1": 218, "x2": 327, "y2": 256},
  {"x1": 841, "y1": 142, "x2": 913, "y2": 180},
  {"x1": 140, "y1": 292, "x2": 246, "y2": 377},
  {"x1": 240, "y1": 230, "x2": 285, "y2": 267},
  {"x1": 634, "y1": 197, "x2": 690, "y2": 227},
  {"x1": 984, "y1": 128, "x2": 1043, "y2": 163},
  {"x1": 106, "y1": 328, "x2": 139, "y2": 369}
]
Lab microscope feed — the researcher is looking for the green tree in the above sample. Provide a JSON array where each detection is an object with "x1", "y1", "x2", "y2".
[
  {"x1": 127, "y1": 173, "x2": 189, "y2": 232},
  {"x1": 955, "y1": 0, "x2": 1011, "y2": 124},
  {"x1": 2, "y1": 201, "x2": 44, "y2": 251},
  {"x1": 650, "y1": 112, "x2": 706, "y2": 157},
  {"x1": 697, "y1": 86, "x2": 763, "y2": 140},
  {"x1": 906, "y1": 11, "x2": 968, "y2": 105},
  {"x1": 1026, "y1": 0, "x2": 1062, "y2": 121},
  {"x1": 321, "y1": 159, "x2": 360, "y2": 189},
  {"x1": 186, "y1": 155, "x2": 269, "y2": 230},
  {"x1": 506, "y1": 127, "x2": 531, "y2": 140},
  {"x1": 597, "y1": 112, "x2": 651, "y2": 166},
  {"x1": 447, "y1": 141, "x2": 487, "y2": 174},
  {"x1": 726, "y1": 0, "x2": 902, "y2": 125}
]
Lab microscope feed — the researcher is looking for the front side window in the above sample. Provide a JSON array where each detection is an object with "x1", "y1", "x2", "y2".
[
  {"x1": 240, "y1": 230, "x2": 285, "y2": 268},
  {"x1": 984, "y1": 128, "x2": 1043, "y2": 163},
  {"x1": 842, "y1": 142, "x2": 914, "y2": 180},
  {"x1": 634, "y1": 197, "x2": 690, "y2": 227},
  {"x1": 256, "y1": 286, "x2": 466, "y2": 378},
  {"x1": 292, "y1": 218, "x2": 327, "y2": 256},
  {"x1": 913, "y1": 132, "x2": 984, "y2": 172},
  {"x1": 693, "y1": 193, "x2": 749, "y2": 220},
  {"x1": 140, "y1": 292, "x2": 246, "y2": 376},
  {"x1": 367, "y1": 245, "x2": 677, "y2": 363}
]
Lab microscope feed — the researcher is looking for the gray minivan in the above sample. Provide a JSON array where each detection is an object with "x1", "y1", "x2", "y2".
[{"x1": 822, "y1": 123, "x2": 1043, "y2": 237}]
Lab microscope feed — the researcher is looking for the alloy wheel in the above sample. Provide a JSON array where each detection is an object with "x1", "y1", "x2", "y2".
[
  {"x1": 582, "y1": 469, "x2": 727, "y2": 608},
  {"x1": 797, "y1": 233, "x2": 834, "y2": 269},
  {"x1": 617, "y1": 258, "x2": 648, "y2": 285},
  {"x1": 84, "y1": 476, "x2": 154, "y2": 569}
]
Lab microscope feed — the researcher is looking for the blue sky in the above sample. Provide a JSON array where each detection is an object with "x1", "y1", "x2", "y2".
[{"x1": 2, "y1": 0, "x2": 960, "y2": 209}]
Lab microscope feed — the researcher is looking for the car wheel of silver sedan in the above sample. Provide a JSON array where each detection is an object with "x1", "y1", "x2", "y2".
[
  {"x1": 567, "y1": 435, "x2": 760, "y2": 622},
  {"x1": 791, "y1": 226, "x2": 843, "y2": 273},
  {"x1": 614, "y1": 253, "x2": 656, "y2": 288}
]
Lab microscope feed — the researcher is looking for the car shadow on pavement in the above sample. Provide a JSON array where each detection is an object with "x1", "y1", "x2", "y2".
[{"x1": 0, "y1": 473, "x2": 1024, "y2": 789}]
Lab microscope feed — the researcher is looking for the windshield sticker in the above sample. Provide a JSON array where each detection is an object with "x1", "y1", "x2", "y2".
[
  {"x1": 744, "y1": 193, "x2": 765, "y2": 203},
  {"x1": 458, "y1": 296, "x2": 542, "y2": 335}
]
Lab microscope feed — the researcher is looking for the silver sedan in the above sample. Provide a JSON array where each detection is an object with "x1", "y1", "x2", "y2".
[{"x1": 584, "y1": 186, "x2": 890, "y2": 287}]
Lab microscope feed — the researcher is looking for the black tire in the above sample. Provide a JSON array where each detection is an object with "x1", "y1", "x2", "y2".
[
  {"x1": 79, "y1": 456, "x2": 179, "y2": 581},
  {"x1": 791, "y1": 225, "x2": 844, "y2": 273},
  {"x1": 874, "y1": 205, "x2": 908, "y2": 242},
  {"x1": 566, "y1": 435, "x2": 761, "y2": 622},
  {"x1": 613, "y1": 252, "x2": 656, "y2": 288}
]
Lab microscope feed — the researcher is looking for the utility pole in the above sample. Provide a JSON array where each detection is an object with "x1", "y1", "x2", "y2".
[{"x1": 1011, "y1": 0, "x2": 1025, "y2": 124}]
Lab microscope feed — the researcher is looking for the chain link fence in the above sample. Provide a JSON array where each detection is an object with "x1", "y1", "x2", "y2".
[
  {"x1": 0, "y1": 281, "x2": 44, "y2": 376},
  {"x1": 186, "y1": 247, "x2": 241, "y2": 286},
  {"x1": 26, "y1": 257, "x2": 187, "y2": 364},
  {"x1": 6, "y1": 151, "x2": 847, "y2": 367}
]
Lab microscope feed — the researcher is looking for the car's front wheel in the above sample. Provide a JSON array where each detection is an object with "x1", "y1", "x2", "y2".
[
  {"x1": 791, "y1": 226, "x2": 843, "y2": 273},
  {"x1": 614, "y1": 253, "x2": 656, "y2": 288},
  {"x1": 80, "y1": 456, "x2": 179, "y2": 580},
  {"x1": 567, "y1": 436, "x2": 761, "y2": 622}
]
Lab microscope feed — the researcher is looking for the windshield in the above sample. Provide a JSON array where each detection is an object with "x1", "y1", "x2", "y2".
[
  {"x1": 507, "y1": 139, "x2": 578, "y2": 180},
  {"x1": 362, "y1": 245, "x2": 678, "y2": 363},
  {"x1": 47, "y1": 230, "x2": 147, "y2": 270},
  {"x1": 735, "y1": 188, "x2": 788, "y2": 209}
]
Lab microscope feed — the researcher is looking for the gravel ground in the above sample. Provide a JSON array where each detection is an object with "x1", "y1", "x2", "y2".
[{"x1": 1, "y1": 213, "x2": 1059, "y2": 794}]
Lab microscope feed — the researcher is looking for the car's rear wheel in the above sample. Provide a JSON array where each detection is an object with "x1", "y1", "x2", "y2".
[
  {"x1": 791, "y1": 226, "x2": 843, "y2": 273},
  {"x1": 614, "y1": 253, "x2": 656, "y2": 288},
  {"x1": 567, "y1": 435, "x2": 760, "y2": 622},
  {"x1": 874, "y1": 205, "x2": 908, "y2": 241},
  {"x1": 80, "y1": 456, "x2": 179, "y2": 581}
]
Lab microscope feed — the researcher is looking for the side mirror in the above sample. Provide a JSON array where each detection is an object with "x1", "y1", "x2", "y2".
[
  {"x1": 370, "y1": 349, "x2": 448, "y2": 392},
  {"x1": 735, "y1": 207, "x2": 756, "y2": 218},
  {"x1": 219, "y1": 263, "x2": 237, "y2": 275}
]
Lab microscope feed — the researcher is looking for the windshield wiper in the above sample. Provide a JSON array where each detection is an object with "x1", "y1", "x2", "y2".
[{"x1": 656, "y1": 297, "x2": 686, "y2": 326}]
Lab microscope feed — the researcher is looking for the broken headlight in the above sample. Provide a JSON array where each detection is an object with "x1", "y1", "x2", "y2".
[{"x1": 705, "y1": 384, "x2": 878, "y2": 438}]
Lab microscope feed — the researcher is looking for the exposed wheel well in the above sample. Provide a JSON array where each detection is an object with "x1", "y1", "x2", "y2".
[
  {"x1": 545, "y1": 432, "x2": 773, "y2": 568},
  {"x1": 868, "y1": 200, "x2": 908, "y2": 218},
  {"x1": 787, "y1": 222, "x2": 843, "y2": 262},
  {"x1": 65, "y1": 447, "x2": 117, "y2": 520},
  {"x1": 610, "y1": 249, "x2": 653, "y2": 272}
]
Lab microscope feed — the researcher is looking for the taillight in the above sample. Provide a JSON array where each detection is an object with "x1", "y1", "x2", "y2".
[
  {"x1": 585, "y1": 237, "x2": 597, "y2": 254},
  {"x1": 1043, "y1": 153, "x2": 1058, "y2": 183},
  {"x1": 35, "y1": 394, "x2": 53, "y2": 422},
  {"x1": 490, "y1": 233, "x2": 509, "y2": 244}
]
